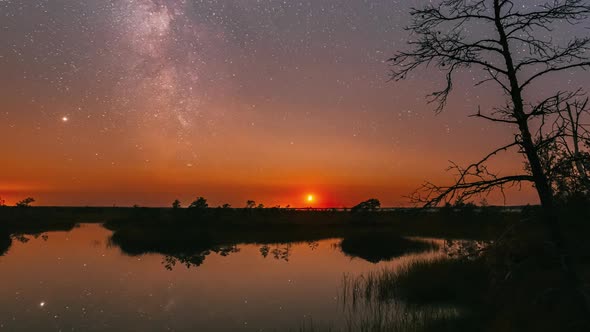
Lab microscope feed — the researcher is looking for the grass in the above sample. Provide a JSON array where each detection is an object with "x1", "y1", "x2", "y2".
[
  {"x1": 329, "y1": 210, "x2": 590, "y2": 332},
  {"x1": 296, "y1": 258, "x2": 471, "y2": 332},
  {"x1": 387, "y1": 257, "x2": 488, "y2": 306},
  {"x1": 478, "y1": 213, "x2": 590, "y2": 332},
  {"x1": 292, "y1": 253, "x2": 490, "y2": 332},
  {"x1": 296, "y1": 301, "x2": 461, "y2": 332},
  {"x1": 340, "y1": 256, "x2": 488, "y2": 308}
]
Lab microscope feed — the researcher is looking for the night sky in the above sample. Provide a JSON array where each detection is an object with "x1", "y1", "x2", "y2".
[{"x1": 1, "y1": 0, "x2": 589, "y2": 207}]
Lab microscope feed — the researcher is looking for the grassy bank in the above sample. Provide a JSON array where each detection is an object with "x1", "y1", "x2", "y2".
[
  {"x1": 0, "y1": 205, "x2": 523, "y2": 264},
  {"x1": 321, "y1": 209, "x2": 590, "y2": 332},
  {"x1": 0, "y1": 205, "x2": 524, "y2": 237}
]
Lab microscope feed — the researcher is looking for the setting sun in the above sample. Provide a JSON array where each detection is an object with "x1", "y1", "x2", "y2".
[{"x1": 307, "y1": 194, "x2": 314, "y2": 203}]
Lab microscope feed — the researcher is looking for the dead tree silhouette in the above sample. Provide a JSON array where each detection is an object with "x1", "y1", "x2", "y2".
[{"x1": 389, "y1": 0, "x2": 590, "y2": 322}]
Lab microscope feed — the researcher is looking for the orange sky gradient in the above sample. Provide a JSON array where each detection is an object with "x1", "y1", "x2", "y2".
[{"x1": 4, "y1": 0, "x2": 581, "y2": 208}]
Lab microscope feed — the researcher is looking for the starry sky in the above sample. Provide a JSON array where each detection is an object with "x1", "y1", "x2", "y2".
[{"x1": 1, "y1": 0, "x2": 589, "y2": 207}]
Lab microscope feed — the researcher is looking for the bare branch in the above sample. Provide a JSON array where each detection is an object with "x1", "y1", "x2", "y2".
[
  {"x1": 409, "y1": 140, "x2": 526, "y2": 207},
  {"x1": 520, "y1": 61, "x2": 590, "y2": 90},
  {"x1": 471, "y1": 106, "x2": 518, "y2": 123},
  {"x1": 410, "y1": 174, "x2": 533, "y2": 207},
  {"x1": 392, "y1": 0, "x2": 590, "y2": 208}
]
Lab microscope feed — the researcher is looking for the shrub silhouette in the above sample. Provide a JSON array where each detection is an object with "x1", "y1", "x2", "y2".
[
  {"x1": 351, "y1": 198, "x2": 380, "y2": 213},
  {"x1": 172, "y1": 199, "x2": 181, "y2": 209},
  {"x1": 188, "y1": 197, "x2": 208, "y2": 209},
  {"x1": 15, "y1": 197, "x2": 35, "y2": 208}
]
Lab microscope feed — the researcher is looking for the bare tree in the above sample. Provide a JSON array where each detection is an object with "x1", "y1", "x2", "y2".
[
  {"x1": 389, "y1": 0, "x2": 590, "y2": 212},
  {"x1": 534, "y1": 95, "x2": 590, "y2": 202},
  {"x1": 390, "y1": 0, "x2": 590, "y2": 316}
]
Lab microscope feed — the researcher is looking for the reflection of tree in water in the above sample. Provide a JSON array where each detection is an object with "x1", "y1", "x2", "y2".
[
  {"x1": 12, "y1": 234, "x2": 49, "y2": 243},
  {"x1": 271, "y1": 244, "x2": 292, "y2": 261},
  {"x1": 162, "y1": 245, "x2": 240, "y2": 270},
  {"x1": 443, "y1": 239, "x2": 491, "y2": 260},
  {"x1": 0, "y1": 233, "x2": 11, "y2": 256},
  {"x1": 306, "y1": 241, "x2": 319, "y2": 251},
  {"x1": 259, "y1": 245, "x2": 270, "y2": 258},
  {"x1": 258, "y1": 241, "x2": 318, "y2": 261},
  {"x1": 339, "y1": 234, "x2": 439, "y2": 264},
  {"x1": 1, "y1": 233, "x2": 51, "y2": 256},
  {"x1": 259, "y1": 244, "x2": 292, "y2": 261}
]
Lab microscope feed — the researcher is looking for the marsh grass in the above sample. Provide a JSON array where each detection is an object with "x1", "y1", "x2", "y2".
[
  {"x1": 300, "y1": 255, "x2": 488, "y2": 332},
  {"x1": 388, "y1": 257, "x2": 488, "y2": 306},
  {"x1": 339, "y1": 256, "x2": 485, "y2": 308},
  {"x1": 297, "y1": 290, "x2": 460, "y2": 332}
]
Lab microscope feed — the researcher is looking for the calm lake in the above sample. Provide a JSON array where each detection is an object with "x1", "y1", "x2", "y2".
[{"x1": 0, "y1": 223, "x2": 452, "y2": 331}]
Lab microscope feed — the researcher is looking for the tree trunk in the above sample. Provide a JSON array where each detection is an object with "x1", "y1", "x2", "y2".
[
  {"x1": 492, "y1": 0, "x2": 554, "y2": 213},
  {"x1": 493, "y1": 0, "x2": 590, "y2": 320}
]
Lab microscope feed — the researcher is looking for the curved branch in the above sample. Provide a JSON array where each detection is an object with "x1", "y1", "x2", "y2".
[{"x1": 520, "y1": 61, "x2": 590, "y2": 90}]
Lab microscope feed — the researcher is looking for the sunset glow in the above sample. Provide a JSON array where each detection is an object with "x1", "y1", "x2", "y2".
[{"x1": 0, "y1": 0, "x2": 568, "y2": 208}]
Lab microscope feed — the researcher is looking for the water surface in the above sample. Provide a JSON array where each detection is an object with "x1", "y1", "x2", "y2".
[{"x1": 0, "y1": 224, "x2": 446, "y2": 331}]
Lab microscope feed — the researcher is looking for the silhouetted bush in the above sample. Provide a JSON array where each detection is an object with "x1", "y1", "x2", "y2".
[
  {"x1": 351, "y1": 198, "x2": 381, "y2": 213},
  {"x1": 172, "y1": 199, "x2": 181, "y2": 209},
  {"x1": 188, "y1": 197, "x2": 208, "y2": 209},
  {"x1": 15, "y1": 197, "x2": 35, "y2": 208}
]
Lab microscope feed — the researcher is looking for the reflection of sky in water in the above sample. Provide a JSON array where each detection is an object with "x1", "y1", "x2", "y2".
[{"x1": 0, "y1": 224, "x2": 450, "y2": 331}]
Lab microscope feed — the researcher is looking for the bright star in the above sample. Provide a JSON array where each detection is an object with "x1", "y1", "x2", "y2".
[{"x1": 61, "y1": 116, "x2": 69, "y2": 122}]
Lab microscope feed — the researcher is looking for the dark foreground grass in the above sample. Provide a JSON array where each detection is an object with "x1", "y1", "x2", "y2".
[
  {"x1": 294, "y1": 256, "x2": 473, "y2": 332},
  {"x1": 335, "y1": 256, "x2": 486, "y2": 332},
  {"x1": 481, "y1": 213, "x2": 590, "y2": 332},
  {"x1": 330, "y1": 210, "x2": 590, "y2": 332},
  {"x1": 390, "y1": 257, "x2": 488, "y2": 306}
]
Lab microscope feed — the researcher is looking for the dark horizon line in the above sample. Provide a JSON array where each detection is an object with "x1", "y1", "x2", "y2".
[{"x1": 2, "y1": 205, "x2": 535, "y2": 210}]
